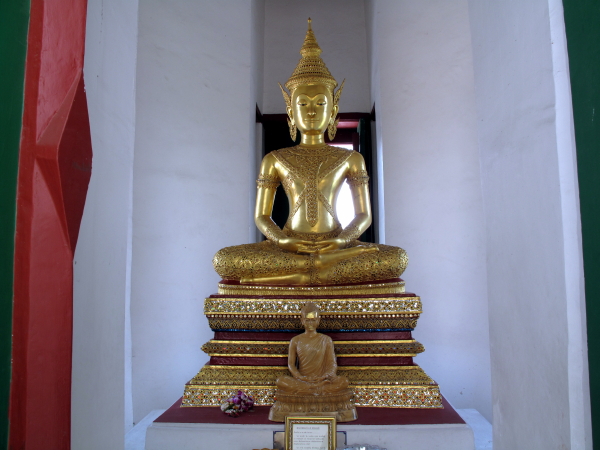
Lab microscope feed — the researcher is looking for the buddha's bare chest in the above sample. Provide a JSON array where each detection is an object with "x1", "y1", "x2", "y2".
[
  {"x1": 273, "y1": 148, "x2": 351, "y2": 196},
  {"x1": 272, "y1": 147, "x2": 353, "y2": 227}
]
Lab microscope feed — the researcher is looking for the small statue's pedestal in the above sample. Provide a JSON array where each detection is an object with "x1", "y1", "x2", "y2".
[
  {"x1": 145, "y1": 397, "x2": 475, "y2": 450},
  {"x1": 268, "y1": 389, "x2": 357, "y2": 422}
]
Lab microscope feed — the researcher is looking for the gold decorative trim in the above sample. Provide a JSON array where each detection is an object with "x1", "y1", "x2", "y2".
[
  {"x1": 209, "y1": 340, "x2": 288, "y2": 344},
  {"x1": 340, "y1": 365, "x2": 421, "y2": 370},
  {"x1": 183, "y1": 365, "x2": 441, "y2": 408},
  {"x1": 206, "y1": 316, "x2": 418, "y2": 331},
  {"x1": 198, "y1": 365, "x2": 427, "y2": 370},
  {"x1": 207, "y1": 313, "x2": 421, "y2": 317},
  {"x1": 205, "y1": 297, "x2": 421, "y2": 315},
  {"x1": 208, "y1": 354, "x2": 287, "y2": 358},
  {"x1": 339, "y1": 368, "x2": 438, "y2": 386},
  {"x1": 189, "y1": 365, "x2": 436, "y2": 385},
  {"x1": 200, "y1": 365, "x2": 284, "y2": 370},
  {"x1": 202, "y1": 339, "x2": 424, "y2": 357},
  {"x1": 337, "y1": 354, "x2": 417, "y2": 357},
  {"x1": 206, "y1": 353, "x2": 416, "y2": 358},
  {"x1": 183, "y1": 386, "x2": 275, "y2": 406},
  {"x1": 188, "y1": 384, "x2": 275, "y2": 389},
  {"x1": 217, "y1": 281, "x2": 406, "y2": 296},
  {"x1": 209, "y1": 339, "x2": 418, "y2": 344},
  {"x1": 205, "y1": 313, "x2": 419, "y2": 320},
  {"x1": 335, "y1": 340, "x2": 424, "y2": 355},
  {"x1": 182, "y1": 385, "x2": 442, "y2": 408},
  {"x1": 352, "y1": 386, "x2": 443, "y2": 408},
  {"x1": 333, "y1": 340, "x2": 417, "y2": 344}
]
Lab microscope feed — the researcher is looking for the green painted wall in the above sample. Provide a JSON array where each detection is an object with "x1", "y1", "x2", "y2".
[
  {"x1": 0, "y1": 1, "x2": 29, "y2": 447},
  {"x1": 563, "y1": 0, "x2": 600, "y2": 447}
]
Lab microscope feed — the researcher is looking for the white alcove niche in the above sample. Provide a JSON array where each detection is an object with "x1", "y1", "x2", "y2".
[{"x1": 73, "y1": 1, "x2": 591, "y2": 449}]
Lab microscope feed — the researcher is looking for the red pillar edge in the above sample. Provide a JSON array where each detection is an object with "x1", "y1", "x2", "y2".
[{"x1": 9, "y1": 0, "x2": 91, "y2": 448}]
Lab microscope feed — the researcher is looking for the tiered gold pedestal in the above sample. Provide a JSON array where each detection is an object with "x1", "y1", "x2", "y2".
[{"x1": 182, "y1": 278, "x2": 442, "y2": 411}]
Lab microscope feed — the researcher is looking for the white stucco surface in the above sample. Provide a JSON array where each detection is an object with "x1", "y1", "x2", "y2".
[
  {"x1": 73, "y1": 0, "x2": 139, "y2": 448},
  {"x1": 130, "y1": 1, "x2": 261, "y2": 425},
  {"x1": 366, "y1": 0, "x2": 492, "y2": 421},
  {"x1": 468, "y1": 0, "x2": 591, "y2": 448},
  {"x1": 263, "y1": 0, "x2": 370, "y2": 114}
]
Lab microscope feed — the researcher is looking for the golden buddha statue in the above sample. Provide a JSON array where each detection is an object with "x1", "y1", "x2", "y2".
[
  {"x1": 268, "y1": 302, "x2": 357, "y2": 422},
  {"x1": 213, "y1": 18, "x2": 408, "y2": 285},
  {"x1": 183, "y1": 20, "x2": 442, "y2": 414}
]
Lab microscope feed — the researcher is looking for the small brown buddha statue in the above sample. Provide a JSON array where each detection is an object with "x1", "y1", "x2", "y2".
[
  {"x1": 268, "y1": 302, "x2": 357, "y2": 422},
  {"x1": 213, "y1": 18, "x2": 408, "y2": 286}
]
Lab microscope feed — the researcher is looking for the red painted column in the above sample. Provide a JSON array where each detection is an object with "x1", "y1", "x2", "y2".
[{"x1": 10, "y1": 0, "x2": 91, "y2": 448}]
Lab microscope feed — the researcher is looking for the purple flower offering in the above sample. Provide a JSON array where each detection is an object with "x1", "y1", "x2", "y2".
[{"x1": 220, "y1": 390, "x2": 255, "y2": 418}]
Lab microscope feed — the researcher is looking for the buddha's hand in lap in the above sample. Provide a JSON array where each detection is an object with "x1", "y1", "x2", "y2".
[
  {"x1": 278, "y1": 237, "x2": 379, "y2": 255},
  {"x1": 306, "y1": 238, "x2": 345, "y2": 253},
  {"x1": 310, "y1": 239, "x2": 380, "y2": 254},
  {"x1": 277, "y1": 237, "x2": 346, "y2": 254},
  {"x1": 298, "y1": 375, "x2": 328, "y2": 383},
  {"x1": 277, "y1": 237, "x2": 319, "y2": 254}
]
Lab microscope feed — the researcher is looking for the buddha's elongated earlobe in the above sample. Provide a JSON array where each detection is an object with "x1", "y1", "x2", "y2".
[
  {"x1": 288, "y1": 118, "x2": 297, "y2": 141},
  {"x1": 279, "y1": 82, "x2": 291, "y2": 109},
  {"x1": 279, "y1": 83, "x2": 297, "y2": 141},
  {"x1": 334, "y1": 79, "x2": 345, "y2": 106},
  {"x1": 328, "y1": 79, "x2": 345, "y2": 141},
  {"x1": 327, "y1": 117, "x2": 339, "y2": 141}
]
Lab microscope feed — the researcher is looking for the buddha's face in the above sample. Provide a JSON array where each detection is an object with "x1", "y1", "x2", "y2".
[
  {"x1": 290, "y1": 83, "x2": 337, "y2": 136},
  {"x1": 301, "y1": 311, "x2": 321, "y2": 331}
]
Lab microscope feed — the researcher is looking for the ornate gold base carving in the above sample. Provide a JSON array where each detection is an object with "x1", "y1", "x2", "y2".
[
  {"x1": 201, "y1": 339, "x2": 424, "y2": 357},
  {"x1": 206, "y1": 315, "x2": 418, "y2": 332},
  {"x1": 205, "y1": 296, "x2": 421, "y2": 315},
  {"x1": 268, "y1": 389, "x2": 357, "y2": 422},
  {"x1": 217, "y1": 280, "x2": 405, "y2": 296},
  {"x1": 183, "y1": 385, "x2": 275, "y2": 406},
  {"x1": 353, "y1": 386, "x2": 442, "y2": 408},
  {"x1": 182, "y1": 365, "x2": 442, "y2": 408},
  {"x1": 204, "y1": 295, "x2": 421, "y2": 331}
]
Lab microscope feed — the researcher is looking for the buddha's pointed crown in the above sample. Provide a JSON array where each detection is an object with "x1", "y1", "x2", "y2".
[{"x1": 284, "y1": 18, "x2": 338, "y2": 93}]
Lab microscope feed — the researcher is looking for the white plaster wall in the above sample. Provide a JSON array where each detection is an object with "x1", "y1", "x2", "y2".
[
  {"x1": 252, "y1": 1, "x2": 266, "y2": 242},
  {"x1": 548, "y1": 1, "x2": 593, "y2": 446},
  {"x1": 364, "y1": 3, "x2": 385, "y2": 243},
  {"x1": 366, "y1": 0, "x2": 492, "y2": 420},
  {"x1": 263, "y1": 0, "x2": 370, "y2": 114},
  {"x1": 468, "y1": 0, "x2": 591, "y2": 448},
  {"x1": 73, "y1": 0, "x2": 139, "y2": 448},
  {"x1": 75, "y1": 4, "x2": 591, "y2": 446},
  {"x1": 131, "y1": 1, "x2": 262, "y2": 424}
]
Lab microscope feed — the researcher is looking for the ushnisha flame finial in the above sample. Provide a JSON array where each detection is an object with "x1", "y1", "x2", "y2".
[
  {"x1": 283, "y1": 18, "x2": 338, "y2": 93},
  {"x1": 300, "y1": 18, "x2": 321, "y2": 58}
]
